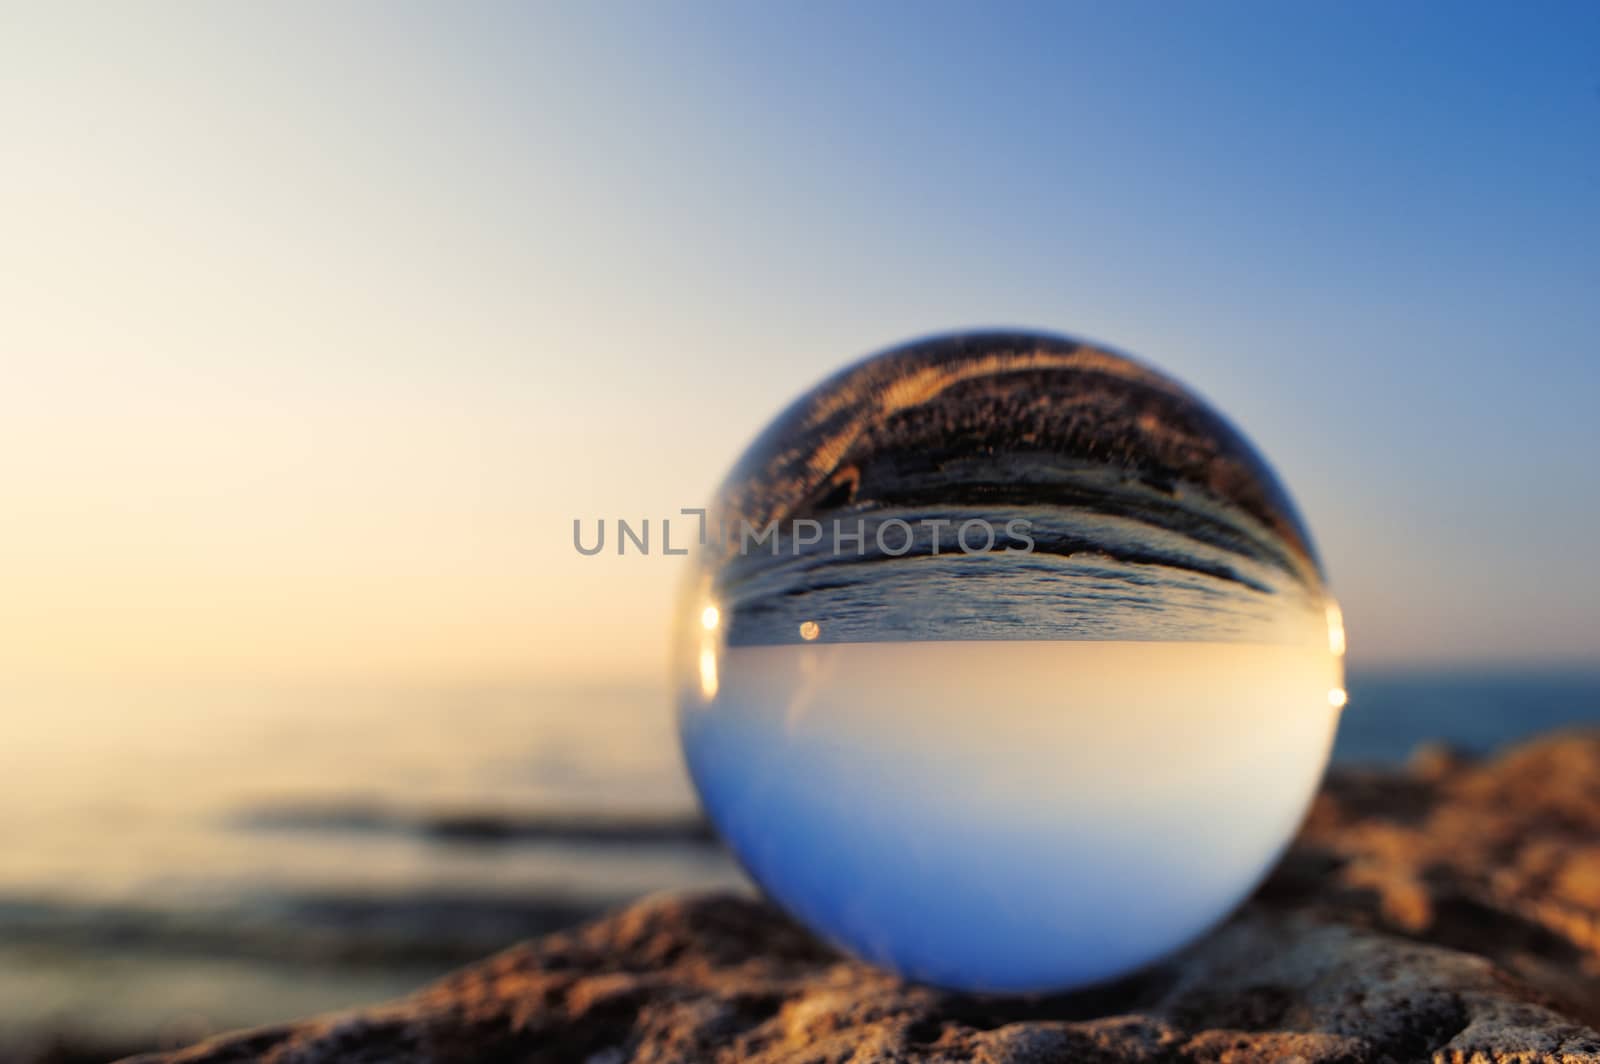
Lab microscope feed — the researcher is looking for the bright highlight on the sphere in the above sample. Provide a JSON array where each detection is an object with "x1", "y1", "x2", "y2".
[{"x1": 675, "y1": 331, "x2": 1343, "y2": 994}]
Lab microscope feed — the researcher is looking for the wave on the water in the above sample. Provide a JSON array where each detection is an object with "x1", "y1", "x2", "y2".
[
  {"x1": 714, "y1": 504, "x2": 1328, "y2": 648},
  {"x1": 230, "y1": 803, "x2": 718, "y2": 846}
]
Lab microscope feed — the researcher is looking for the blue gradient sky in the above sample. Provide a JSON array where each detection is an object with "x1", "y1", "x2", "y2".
[{"x1": 2, "y1": 2, "x2": 1597, "y2": 679}]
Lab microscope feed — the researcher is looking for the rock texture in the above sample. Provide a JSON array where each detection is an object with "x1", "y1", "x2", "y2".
[{"x1": 131, "y1": 733, "x2": 1600, "y2": 1064}]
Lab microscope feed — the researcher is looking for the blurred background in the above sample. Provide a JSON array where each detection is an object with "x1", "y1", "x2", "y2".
[{"x1": 3, "y1": 2, "x2": 1598, "y2": 1059}]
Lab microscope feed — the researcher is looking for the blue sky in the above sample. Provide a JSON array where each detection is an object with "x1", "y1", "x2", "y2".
[{"x1": 3, "y1": 2, "x2": 1597, "y2": 678}]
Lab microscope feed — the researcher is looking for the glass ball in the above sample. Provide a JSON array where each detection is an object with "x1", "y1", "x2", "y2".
[{"x1": 675, "y1": 331, "x2": 1344, "y2": 993}]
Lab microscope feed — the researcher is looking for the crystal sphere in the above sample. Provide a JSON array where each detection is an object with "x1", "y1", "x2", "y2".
[{"x1": 675, "y1": 331, "x2": 1343, "y2": 993}]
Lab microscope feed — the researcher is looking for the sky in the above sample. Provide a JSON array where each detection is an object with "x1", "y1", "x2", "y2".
[{"x1": 2, "y1": 1, "x2": 1598, "y2": 684}]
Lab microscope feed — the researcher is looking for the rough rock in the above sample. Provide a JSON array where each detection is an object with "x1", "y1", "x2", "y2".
[{"x1": 130, "y1": 732, "x2": 1600, "y2": 1063}]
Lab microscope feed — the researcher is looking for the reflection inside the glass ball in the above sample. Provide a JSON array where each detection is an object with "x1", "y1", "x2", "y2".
[{"x1": 676, "y1": 331, "x2": 1343, "y2": 993}]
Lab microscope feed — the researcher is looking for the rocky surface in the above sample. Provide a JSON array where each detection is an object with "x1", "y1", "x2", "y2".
[{"x1": 131, "y1": 733, "x2": 1600, "y2": 1064}]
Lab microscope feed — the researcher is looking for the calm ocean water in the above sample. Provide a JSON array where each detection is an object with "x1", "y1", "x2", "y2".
[{"x1": 2, "y1": 668, "x2": 1597, "y2": 1059}]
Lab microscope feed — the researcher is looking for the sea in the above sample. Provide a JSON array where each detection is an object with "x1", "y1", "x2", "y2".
[{"x1": 2, "y1": 667, "x2": 1597, "y2": 1060}]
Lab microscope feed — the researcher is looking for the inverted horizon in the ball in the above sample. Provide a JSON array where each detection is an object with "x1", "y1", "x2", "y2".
[{"x1": 676, "y1": 330, "x2": 1343, "y2": 993}]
